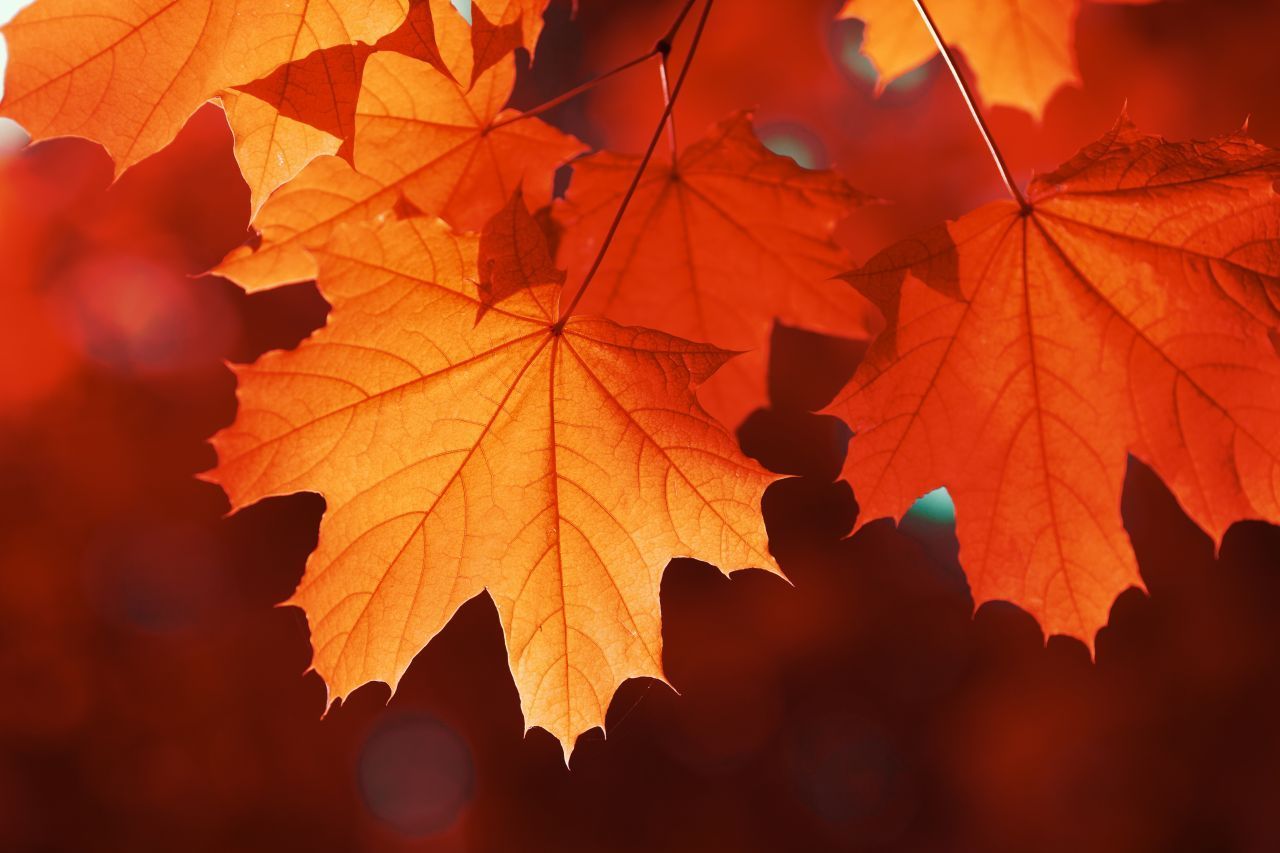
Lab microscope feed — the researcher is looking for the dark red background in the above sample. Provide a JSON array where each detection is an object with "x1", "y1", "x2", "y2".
[{"x1": 2, "y1": 0, "x2": 1280, "y2": 850}]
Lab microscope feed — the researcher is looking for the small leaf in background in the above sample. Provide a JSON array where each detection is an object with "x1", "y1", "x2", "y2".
[{"x1": 839, "y1": 0, "x2": 1160, "y2": 117}]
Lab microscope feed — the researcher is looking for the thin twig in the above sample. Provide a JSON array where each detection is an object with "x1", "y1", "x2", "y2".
[
  {"x1": 911, "y1": 0, "x2": 1031, "y2": 211},
  {"x1": 658, "y1": 0, "x2": 698, "y2": 47},
  {"x1": 488, "y1": 52, "x2": 656, "y2": 132},
  {"x1": 554, "y1": 0, "x2": 716, "y2": 329},
  {"x1": 488, "y1": 0, "x2": 701, "y2": 133}
]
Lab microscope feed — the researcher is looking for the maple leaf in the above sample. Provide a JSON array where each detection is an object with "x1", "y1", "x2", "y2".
[
  {"x1": 218, "y1": 91, "x2": 348, "y2": 218},
  {"x1": 827, "y1": 118, "x2": 1280, "y2": 643},
  {"x1": 0, "y1": 0, "x2": 409, "y2": 174},
  {"x1": 478, "y1": 188, "x2": 566, "y2": 316},
  {"x1": 217, "y1": 48, "x2": 585, "y2": 291},
  {"x1": 473, "y1": 0, "x2": 550, "y2": 59},
  {"x1": 353, "y1": 49, "x2": 586, "y2": 229},
  {"x1": 554, "y1": 111, "x2": 875, "y2": 427},
  {"x1": 222, "y1": 0, "x2": 468, "y2": 214},
  {"x1": 214, "y1": 156, "x2": 392, "y2": 292},
  {"x1": 205, "y1": 214, "x2": 779, "y2": 754},
  {"x1": 839, "y1": 0, "x2": 1157, "y2": 118},
  {"x1": 469, "y1": 2, "x2": 526, "y2": 87}
]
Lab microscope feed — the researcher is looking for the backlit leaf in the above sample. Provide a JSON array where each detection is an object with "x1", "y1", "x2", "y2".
[
  {"x1": 206, "y1": 215, "x2": 779, "y2": 754},
  {"x1": 217, "y1": 49, "x2": 585, "y2": 291},
  {"x1": 473, "y1": 0, "x2": 550, "y2": 58},
  {"x1": 223, "y1": 0, "x2": 468, "y2": 214},
  {"x1": 839, "y1": 0, "x2": 1158, "y2": 117},
  {"x1": 828, "y1": 118, "x2": 1280, "y2": 642},
  {"x1": 555, "y1": 111, "x2": 874, "y2": 426},
  {"x1": 1, "y1": 0, "x2": 409, "y2": 173},
  {"x1": 478, "y1": 188, "x2": 566, "y2": 315}
]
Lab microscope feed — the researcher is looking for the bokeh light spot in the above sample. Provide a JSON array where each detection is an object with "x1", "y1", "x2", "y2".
[
  {"x1": 756, "y1": 122, "x2": 828, "y2": 170},
  {"x1": 906, "y1": 487, "x2": 955, "y2": 525},
  {"x1": 358, "y1": 713, "x2": 473, "y2": 838},
  {"x1": 831, "y1": 17, "x2": 932, "y2": 93},
  {"x1": 50, "y1": 254, "x2": 239, "y2": 376},
  {"x1": 0, "y1": 118, "x2": 27, "y2": 152}
]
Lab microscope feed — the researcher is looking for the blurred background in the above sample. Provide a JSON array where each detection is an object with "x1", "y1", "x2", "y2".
[{"x1": 2, "y1": 0, "x2": 1280, "y2": 850}]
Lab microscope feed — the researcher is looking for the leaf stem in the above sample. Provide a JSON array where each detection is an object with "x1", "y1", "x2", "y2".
[
  {"x1": 658, "y1": 57, "x2": 679, "y2": 159},
  {"x1": 554, "y1": 0, "x2": 716, "y2": 329},
  {"x1": 910, "y1": 0, "x2": 1031, "y2": 211},
  {"x1": 488, "y1": 52, "x2": 657, "y2": 132},
  {"x1": 488, "y1": 0, "x2": 701, "y2": 134}
]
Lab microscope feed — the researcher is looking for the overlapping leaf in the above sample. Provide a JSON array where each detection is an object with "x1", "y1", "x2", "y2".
[
  {"x1": 478, "y1": 188, "x2": 566, "y2": 315},
  {"x1": 0, "y1": 0, "x2": 408, "y2": 173},
  {"x1": 218, "y1": 46, "x2": 585, "y2": 291},
  {"x1": 554, "y1": 112, "x2": 874, "y2": 426},
  {"x1": 222, "y1": 0, "x2": 466, "y2": 213},
  {"x1": 839, "y1": 0, "x2": 1157, "y2": 117},
  {"x1": 828, "y1": 118, "x2": 1280, "y2": 642},
  {"x1": 469, "y1": 1, "x2": 527, "y2": 86},
  {"x1": 206, "y1": 214, "x2": 779, "y2": 754},
  {"x1": 473, "y1": 0, "x2": 550, "y2": 58}
]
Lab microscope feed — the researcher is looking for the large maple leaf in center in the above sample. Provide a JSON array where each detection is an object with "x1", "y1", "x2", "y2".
[
  {"x1": 206, "y1": 215, "x2": 779, "y2": 753},
  {"x1": 828, "y1": 119, "x2": 1280, "y2": 642}
]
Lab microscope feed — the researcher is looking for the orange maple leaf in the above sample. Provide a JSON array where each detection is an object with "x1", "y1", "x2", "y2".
[
  {"x1": 478, "y1": 188, "x2": 566, "y2": 315},
  {"x1": 554, "y1": 111, "x2": 875, "y2": 426},
  {"x1": 222, "y1": 0, "x2": 467, "y2": 214},
  {"x1": 827, "y1": 118, "x2": 1280, "y2": 643},
  {"x1": 469, "y1": 2, "x2": 526, "y2": 87},
  {"x1": 205, "y1": 214, "x2": 779, "y2": 755},
  {"x1": 473, "y1": 0, "x2": 550, "y2": 59},
  {"x1": 0, "y1": 0, "x2": 409, "y2": 174},
  {"x1": 217, "y1": 47, "x2": 585, "y2": 292},
  {"x1": 839, "y1": 0, "x2": 1158, "y2": 117},
  {"x1": 213, "y1": 156, "x2": 392, "y2": 292}
]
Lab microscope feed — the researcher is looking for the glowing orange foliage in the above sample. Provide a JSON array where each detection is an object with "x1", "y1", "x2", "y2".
[
  {"x1": 555, "y1": 112, "x2": 874, "y2": 426},
  {"x1": 214, "y1": 156, "x2": 390, "y2": 292},
  {"x1": 9, "y1": 0, "x2": 1279, "y2": 773},
  {"x1": 469, "y1": 2, "x2": 526, "y2": 87},
  {"x1": 839, "y1": 0, "x2": 1157, "y2": 117},
  {"x1": 222, "y1": 0, "x2": 467, "y2": 214},
  {"x1": 478, "y1": 189, "x2": 566, "y2": 315},
  {"x1": 206, "y1": 214, "x2": 779, "y2": 754},
  {"x1": 217, "y1": 46, "x2": 584, "y2": 291},
  {"x1": 473, "y1": 0, "x2": 550, "y2": 58},
  {"x1": 0, "y1": 0, "x2": 408, "y2": 173},
  {"x1": 828, "y1": 118, "x2": 1280, "y2": 642},
  {"x1": 353, "y1": 50, "x2": 584, "y2": 229}
]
